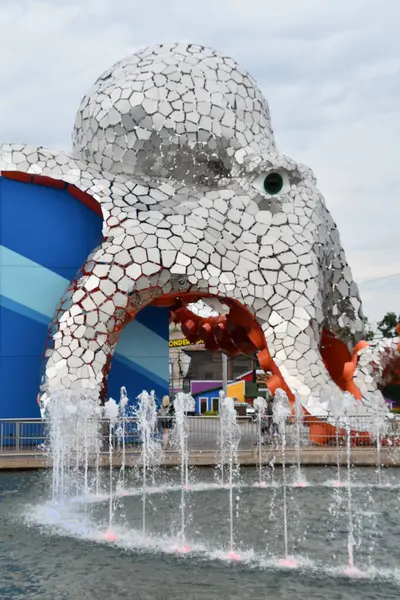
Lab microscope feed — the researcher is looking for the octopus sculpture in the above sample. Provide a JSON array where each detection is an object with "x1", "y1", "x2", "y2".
[{"x1": 0, "y1": 43, "x2": 397, "y2": 427}]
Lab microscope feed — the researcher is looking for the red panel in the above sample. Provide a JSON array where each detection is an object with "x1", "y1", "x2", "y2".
[
  {"x1": 1, "y1": 171, "x2": 32, "y2": 184},
  {"x1": 67, "y1": 184, "x2": 103, "y2": 217},
  {"x1": 32, "y1": 175, "x2": 66, "y2": 189}
]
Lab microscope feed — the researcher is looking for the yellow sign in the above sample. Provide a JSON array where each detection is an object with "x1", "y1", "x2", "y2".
[
  {"x1": 169, "y1": 338, "x2": 204, "y2": 348},
  {"x1": 227, "y1": 380, "x2": 245, "y2": 402}
]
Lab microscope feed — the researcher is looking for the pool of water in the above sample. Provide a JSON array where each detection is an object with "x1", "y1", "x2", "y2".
[{"x1": 1, "y1": 466, "x2": 400, "y2": 600}]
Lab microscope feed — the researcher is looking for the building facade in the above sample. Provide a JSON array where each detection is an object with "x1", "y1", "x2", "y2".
[
  {"x1": 169, "y1": 321, "x2": 255, "y2": 396},
  {"x1": 0, "y1": 178, "x2": 169, "y2": 418}
]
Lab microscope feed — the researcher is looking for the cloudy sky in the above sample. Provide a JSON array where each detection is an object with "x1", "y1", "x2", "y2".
[{"x1": 0, "y1": 0, "x2": 399, "y2": 325}]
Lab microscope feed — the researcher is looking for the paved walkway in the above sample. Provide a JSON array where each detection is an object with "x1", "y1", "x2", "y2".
[{"x1": 0, "y1": 446, "x2": 397, "y2": 469}]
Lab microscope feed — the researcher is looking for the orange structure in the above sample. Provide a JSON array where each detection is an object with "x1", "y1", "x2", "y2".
[{"x1": 156, "y1": 294, "x2": 381, "y2": 445}]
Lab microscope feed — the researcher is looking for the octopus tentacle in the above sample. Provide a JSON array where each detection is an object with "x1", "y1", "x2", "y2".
[{"x1": 42, "y1": 239, "x2": 173, "y2": 398}]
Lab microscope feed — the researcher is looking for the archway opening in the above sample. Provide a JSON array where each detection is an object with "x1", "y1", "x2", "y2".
[{"x1": 102, "y1": 290, "x2": 295, "y2": 404}]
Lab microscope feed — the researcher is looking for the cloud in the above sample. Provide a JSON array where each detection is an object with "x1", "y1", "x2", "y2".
[
  {"x1": 359, "y1": 275, "x2": 400, "y2": 329},
  {"x1": 0, "y1": 0, "x2": 399, "y2": 320}
]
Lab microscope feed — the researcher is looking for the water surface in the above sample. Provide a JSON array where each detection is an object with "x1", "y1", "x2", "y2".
[{"x1": 1, "y1": 467, "x2": 399, "y2": 600}]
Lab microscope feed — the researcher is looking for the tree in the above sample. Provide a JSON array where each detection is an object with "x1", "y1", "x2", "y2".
[
  {"x1": 377, "y1": 312, "x2": 399, "y2": 339},
  {"x1": 364, "y1": 327, "x2": 376, "y2": 341},
  {"x1": 362, "y1": 317, "x2": 376, "y2": 341}
]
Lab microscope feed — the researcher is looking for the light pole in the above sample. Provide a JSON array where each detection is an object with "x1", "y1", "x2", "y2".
[
  {"x1": 170, "y1": 352, "x2": 184, "y2": 397},
  {"x1": 222, "y1": 353, "x2": 228, "y2": 396}
]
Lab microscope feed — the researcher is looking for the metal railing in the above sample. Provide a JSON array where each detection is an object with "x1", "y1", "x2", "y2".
[
  {"x1": 1, "y1": 415, "x2": 400, "y2": 454},
  {"x1": 0, "y1": 420, "x2": 47, "y2": 452}
]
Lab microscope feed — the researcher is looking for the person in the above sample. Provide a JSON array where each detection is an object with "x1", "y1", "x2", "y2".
[
  {"x1": 254, "y1": 391, "x2": 274, "y2": 444},
  {"x1": 260, "y1": 401, "x2": 272, "y2": 444},
  {"x1": 267, "y1": 392, "x2": 281, "y2": 442},
  {"x1": 264, "y1": 393, "x2": 275, "y2": 442},
  {"x1": 158, "y1": 395, "x2": 174, "y2": 450}
]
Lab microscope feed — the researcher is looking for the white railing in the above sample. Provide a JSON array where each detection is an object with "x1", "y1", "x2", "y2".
[{"x1": 1, "y1": 415, "x2": 400, "y2": 454}]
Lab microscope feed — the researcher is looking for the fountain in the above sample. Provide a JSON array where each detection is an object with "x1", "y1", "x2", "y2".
[
  {"x1": 94, "y1": 406, "x2": 102, "y2": 497},
  {"x1": 47, "y1": 390, "x2": 99, "y2": 501},
  {"x1": 293, "y1": 394, "x2": 307, "y2": 487},
  {"x1": 172, "y1": 392, "x2": 194, "y2": 552},
  {"x1": 273, "y1": 389, "x2": 297, "y2": 568},
  {"x1": 327, "y1": 390, "x2": 346, "y2": 487},
  {"x1": 104, "y1": 398, "x2": 119, "y2": 541},
  {"x1": 119, "y1": 387, "x2": 129, "y2": 492},
  {"x1": 372, "y1": 393, "x2": 389, "y2": 487},
  {"x1": 217, "y1": 390, "x2": 227, "y2": 486},
  {"x1": 83, "y1": 411, "x2": 89, "y2": 497},
  {"x1": 134, "y1": 390, "x2": 159, "y2": 536},
  {"x1": 338, "y1": 392, "x2": 364, "y2": 575},
  {"x1": 376, "y1": 416, "x2": 382, "y2": 487},
  {"x1": 253, "y1": 396, "x2": 268, "y2": 488},
  {"x1": 24, "y1": 382, "x2": 399, "y2": 592},
  {"x1": 218, "y1": 395, "x2": 241, "y2": 560}
]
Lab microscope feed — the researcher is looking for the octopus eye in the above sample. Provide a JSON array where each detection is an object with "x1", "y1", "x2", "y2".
[
  {"x1": 253, "y1": 170, "x2": 290, "y2": 195},
  {"x1": 263, "y1": 172, "x2": 283, "y2": 194}
]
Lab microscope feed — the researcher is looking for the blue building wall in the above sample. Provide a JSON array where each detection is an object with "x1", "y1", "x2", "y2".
[
  {"x1": 192, "y1": 389, "x2": 222, "y2": 414},
  {"x1": 0, "y1": 178, "x2": 169, "y2": 418}
]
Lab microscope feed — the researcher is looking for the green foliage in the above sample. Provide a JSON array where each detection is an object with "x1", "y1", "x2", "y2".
[
  {"x1": 377, "y1": 312, "x2": 399, "y2": 338},
  {"x1": 364, "y1": 329, "x2": 375, "y2": 341},
  {"x1": 362, "y1": 317, "x2": 375, "y2": 341},
  {"x1": 382, "y1": 384, "x2": 400, "y2": 402},
  {"x1": 362, "y1": 312, "x2": 400, "y2": 340},
  {"x1": 203, "y1": 410, "x2": 219, "y2": 416}
]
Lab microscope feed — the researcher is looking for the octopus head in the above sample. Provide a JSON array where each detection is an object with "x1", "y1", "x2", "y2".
[{"x1": 72, "y1": 43, "x2": 279, "y2": 185}]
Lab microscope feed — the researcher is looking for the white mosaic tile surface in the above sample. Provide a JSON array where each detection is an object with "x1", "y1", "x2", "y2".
[{"x1": 0, "y1": 43, "x2": 393, "y2": 426}]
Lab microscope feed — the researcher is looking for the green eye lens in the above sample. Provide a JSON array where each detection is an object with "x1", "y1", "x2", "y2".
[{"x1": 263, "y1": 172, "x2": 283, "y2": 195}]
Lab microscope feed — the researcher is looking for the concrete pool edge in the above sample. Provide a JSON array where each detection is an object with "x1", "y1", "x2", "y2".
[{"x1": 1, "y1": 447, "x2": 399, "y2": 470}]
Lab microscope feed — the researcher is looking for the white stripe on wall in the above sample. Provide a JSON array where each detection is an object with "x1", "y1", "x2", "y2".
[{"x1": 0, "y1": 245, "x2": 169, "y2": 382}]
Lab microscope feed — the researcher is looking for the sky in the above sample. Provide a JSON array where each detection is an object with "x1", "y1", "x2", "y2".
[{"x1": 0, "y1": 0, "x2": 399, "y2": 325}]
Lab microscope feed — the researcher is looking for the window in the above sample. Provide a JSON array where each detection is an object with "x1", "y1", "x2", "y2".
[
  {"x1": 211, "y1": 397, "x2": 220, "y2": 412},
  {"x1": 230, "y1": 355, "x2": 253, "y2": 379},
  {"x1": 200, "y1": 397, "x2": 208, "y2": 414},
  {"x1": 184, "y1": 350, "x2": 221, "y2": 381}
]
